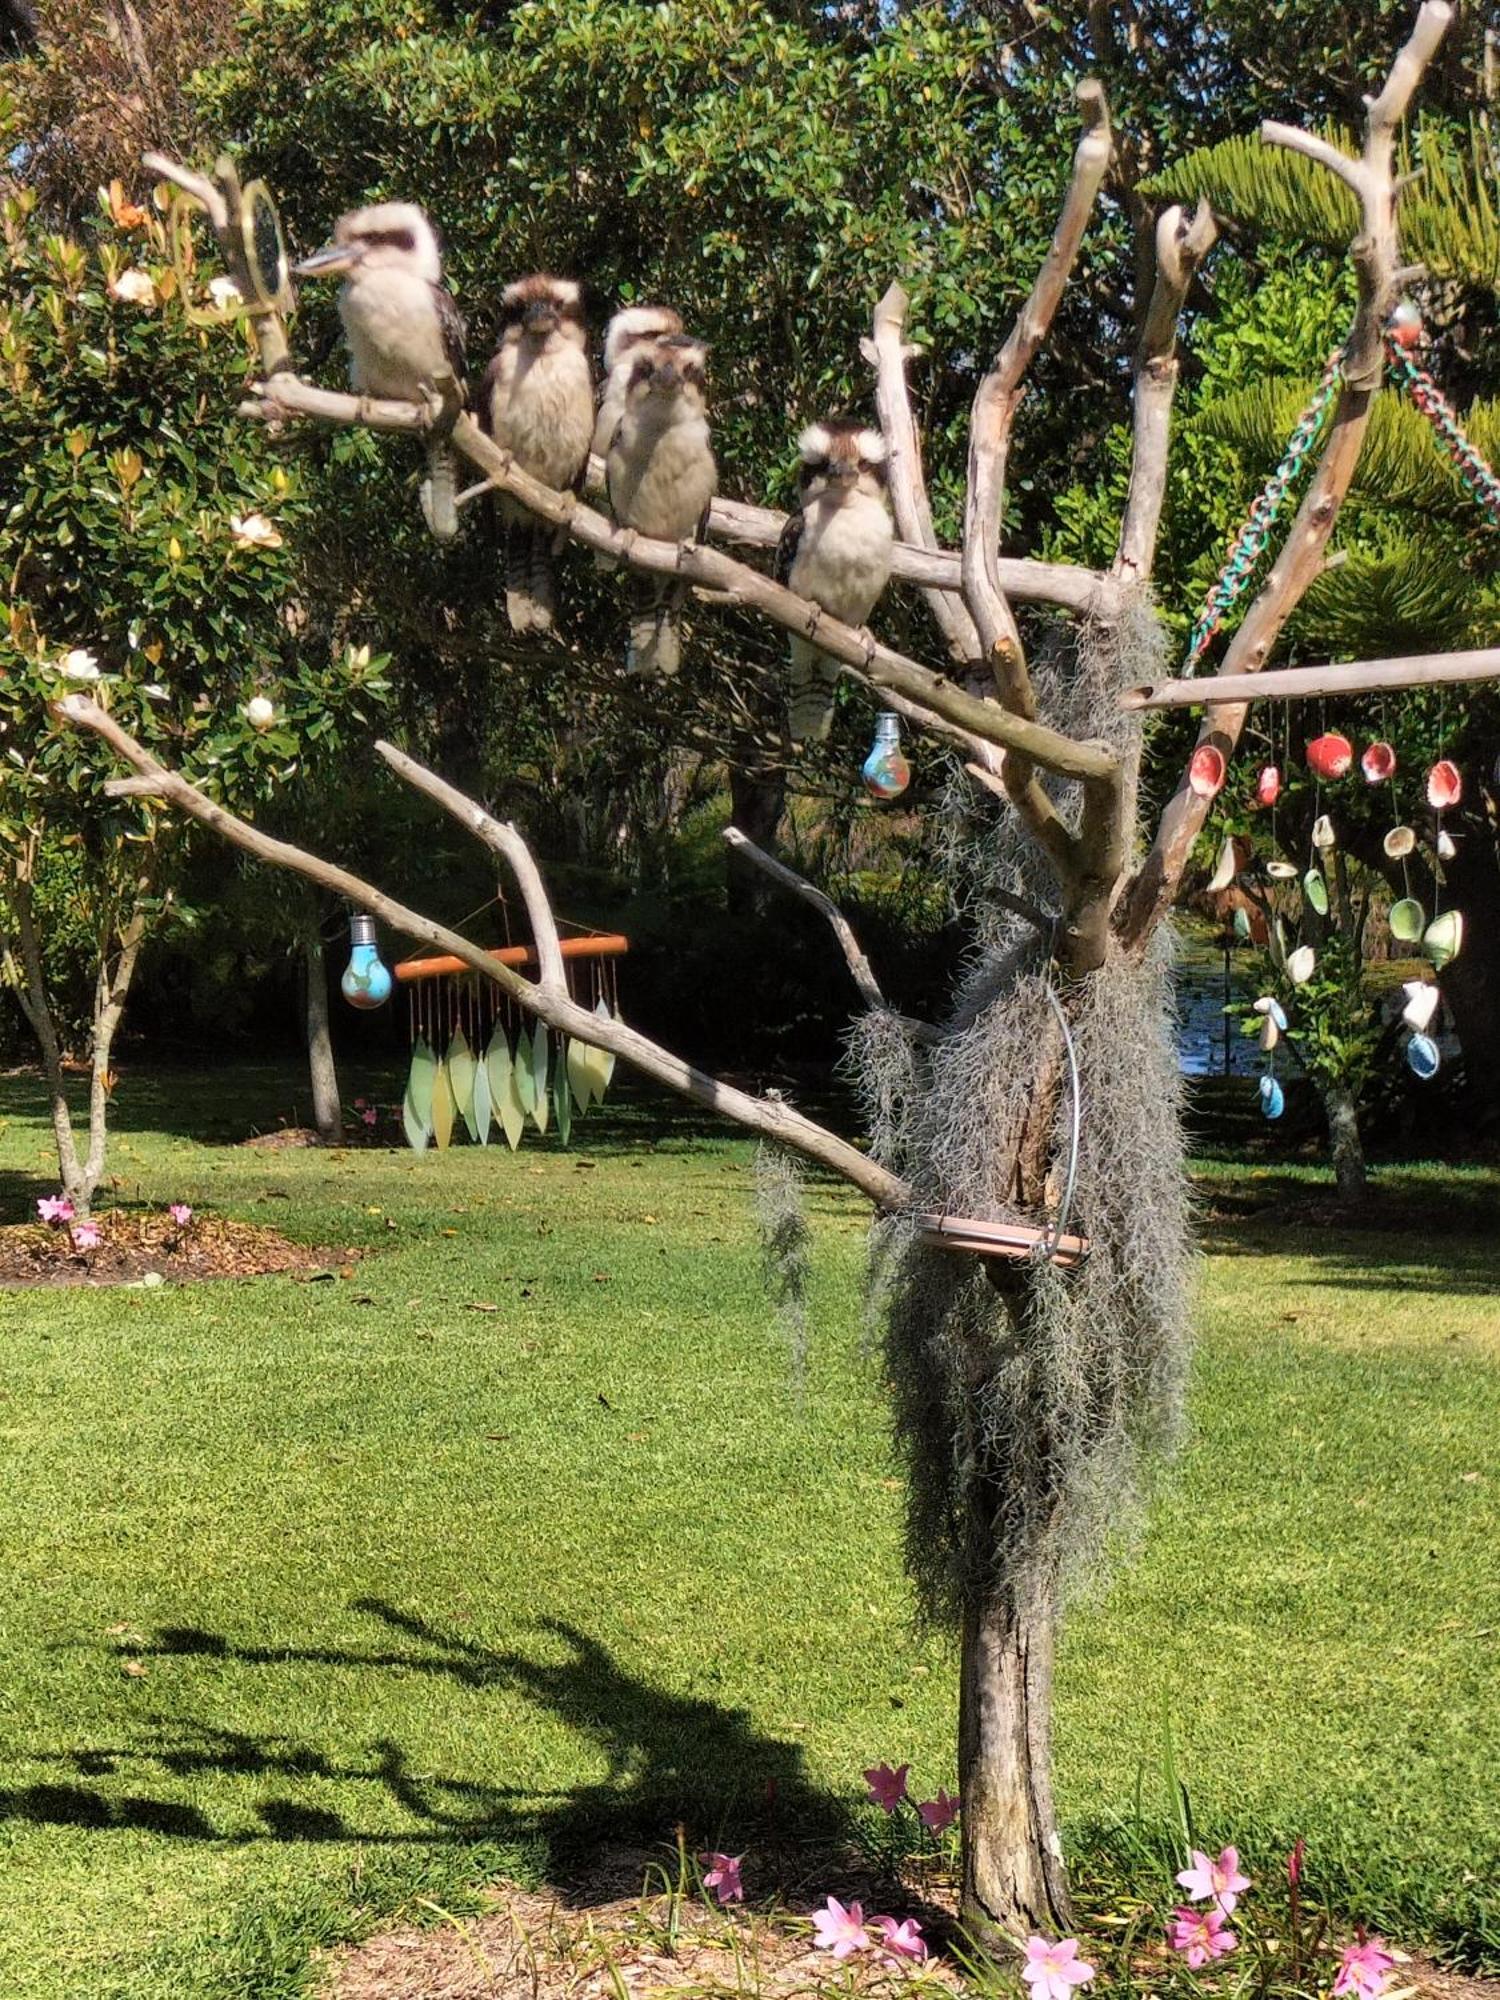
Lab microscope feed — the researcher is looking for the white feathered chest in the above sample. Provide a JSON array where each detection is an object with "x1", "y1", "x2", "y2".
[
  {"x1": 607, "y1": 407, "x2": 717, "y2": 542},
  {"x1": 339, "y1": 270, "x2": 448, "y2": 398},
  {"x1": 487, "y1": 340, "x2": 594, "y2": 490},
  {"x1": 789, "y1": 490, "x2": 894, "y2": 623}
]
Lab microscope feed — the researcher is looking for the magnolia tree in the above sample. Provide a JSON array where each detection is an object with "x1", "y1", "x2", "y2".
[
  {"x1": 58, "y1": 4, "x2": 1478, "y2": 1943},
  {"x1": 0, "y1": 179, "x2": 390, "y2": 1212}
]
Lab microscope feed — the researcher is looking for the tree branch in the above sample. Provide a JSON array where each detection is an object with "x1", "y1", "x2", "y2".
[
  {"x1": 723, "y1": 826, "x2": 886, "y2": 1010},
  {"x1": 1122, "y1": 643, "x2": 1500, "y2": 710},
  {"x1": 373, "y1": 741, "x2": 567, "y2": 996},
  {"x1": 58, "y1": 697, "x2": 910, "y2": 1209},
  {"x1": 238, "y1": 380, "x2": 1117, "y2": 785},
  {"x1": 1121, "y1": 0, "x2": 1453, "y2": 946},
  {"x1": 963, "y1": 80, "x2": 1113, "y2": 703},
  {"x1": 1114, "y1": 200, "x2": 1218, "y2": 584}
]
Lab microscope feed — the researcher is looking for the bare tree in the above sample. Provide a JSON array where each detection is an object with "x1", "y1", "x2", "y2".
[{"x1": 60, "y1": 4, "x2": 1458, "y2": 1946}]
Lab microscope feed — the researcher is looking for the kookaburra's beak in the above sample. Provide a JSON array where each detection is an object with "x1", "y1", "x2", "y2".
[
  {"x1": 653, "y1": 359, "x2": 682, "y2": 392},
  {"x1": 523, "y1": 301, "x2": 560, "y2": 335},
  {"x1": 828, "y1": 459, "x2": 860, "y2": 486},
  {"x1": 293, "y1": 240, "x2": 362, "y2": 278}
]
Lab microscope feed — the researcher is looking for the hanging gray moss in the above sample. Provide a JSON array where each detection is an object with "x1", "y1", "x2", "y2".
[
  {"x1": 752, "y1": 1141, "x2": 812, "y2": 1381},
  {"x1": 861, "y1": 594, "x2": 1196, "y2": 1624}
]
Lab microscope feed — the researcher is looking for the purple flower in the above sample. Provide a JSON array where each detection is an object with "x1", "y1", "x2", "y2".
[
  {"x1": 1333, "y1": 1938, "x2": 1396, "y2": 2000},
  {"x1": 915, "y1": 1788, "x2": 959, "y2": 1834},
  {"x1": 1168, "y1": 1906, "x2": 1237, "y2": 1969},
  {"x1": 699, "y1": 1851, "x2": 744, "y2": 1904},
  {"x1": 872, "y1": 1915, "x2": 928, "y2": 1963},
  {"x1": 38, "y1": 1195, "x2": 74, "y2": 1225},
  {"x1": 863, "y1": 1762, "x2": 909, "y2": 1812},
  {"x1": 168, "y1": 1203, "x2": 193, "y2": 1227},
  {"x1": 811, "y1": 1897, "x2": 868, "y2": 1960},
  {"x1": 1022, "y1": 1936, "x2": 1095, "y2": 2000},
  {"x1": 70, "y1": 1222, "x2": 101, "y2": 1251}
]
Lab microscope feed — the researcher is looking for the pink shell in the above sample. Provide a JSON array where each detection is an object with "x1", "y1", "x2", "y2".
[
  {"x1": 1306, "y1": 732, "x2": 1354, "y2": 781},
  {"x1": 1426, "y1": 759, "x2": 1462, "y2": 810},
  {"x1": 1256, "y1": 765, "x2": 1281, "y2": 807},
  {"x1": 1360, "y1": 740, "x2": 1397, "y2": 783},
  {"x1": 1189, "y1": 745, "x2": 1227, "y2": 799}
]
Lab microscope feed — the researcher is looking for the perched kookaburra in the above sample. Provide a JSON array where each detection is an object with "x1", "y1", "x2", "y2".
[
  {"x1": 479, "y1": 275, "x2": 593, "y2": 634},
  {"x1": 592, "y1": 303, "x2": 684, "y2": 459},
  {"x1": 294, "y1": 203, "x2": 467, "y2": 541},
  {"x1": 605, "y1": 334, "x2": 716, "y2": 677},
  {"x1": 776, "y1": 422, "x2": 893, "y2": 743}
]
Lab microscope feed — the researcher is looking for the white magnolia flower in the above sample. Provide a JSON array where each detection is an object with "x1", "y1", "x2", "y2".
[
  {"x1": 60, "y1": 649, "x2": 101, "y2": 681},
  {"x1": 244, "y1": 695, "x2": 277, "y2": 730},
  {"x1": 109, "y1": 268, "x2": 157, "y2": 305},
  {"x1": 207, "y1": 276, "x2": 243, "y2": 309},
  {"x1": 229, "y1": 512, "x2": 284, "y2": 550}
]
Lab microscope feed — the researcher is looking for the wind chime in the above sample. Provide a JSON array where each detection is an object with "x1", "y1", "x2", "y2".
[
  {"x1": 338, "y1": 901, "x2": 628, "y2": 1151},
  {"x1": 1182, "y1": 301, "x2": 1487, "y2": 1115}
]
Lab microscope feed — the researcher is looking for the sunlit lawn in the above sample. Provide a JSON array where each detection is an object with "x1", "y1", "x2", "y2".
[{"x1": 0, "y1": 1062, "x2": 1496, "y2": 1998}]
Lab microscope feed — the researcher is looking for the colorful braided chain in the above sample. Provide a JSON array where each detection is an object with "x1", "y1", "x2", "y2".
[
  {"x1": 1382, "y1": 329, "x2": 1500, "y2": 528},
  {"x1": 1181, "y1": 346, "x2": 1346, "y2": 676}
]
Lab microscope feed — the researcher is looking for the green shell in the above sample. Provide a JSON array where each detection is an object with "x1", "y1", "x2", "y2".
[
  {"x1": 1389, "y1": 896, "x2": 1426, "y2": 943},
  {"x1": 1232, "y1": 906, "x2": 1252, "y2": 943},
  {"x1": 1303, "y1": 868, "x2": 1329, "y2": 916},
  {"x1": 470, "y1": 1051, "x2": 492, "y2": 1146},
  {"x1": 1423, "y1": 909, "x2": 1463, "y2": 969},
  {"x1": 528, "y1": 1026, "x2": 550, "y2": 1134},
  {"x1": 447, "y1": 1024, "x2": 477, "y2": 1137},
  {"x1": 430, "y1": 1060, "x2": 456, "y2": 1149}
]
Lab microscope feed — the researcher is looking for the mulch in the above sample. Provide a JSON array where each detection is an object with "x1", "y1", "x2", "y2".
[{"x1": 0, "y1": 1209, "x2": 358, "y2": 1289}]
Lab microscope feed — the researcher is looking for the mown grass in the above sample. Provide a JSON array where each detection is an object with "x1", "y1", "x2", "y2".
[{"x1": 0, "y1": 1061, "x2": 1496, "y2": 1998}]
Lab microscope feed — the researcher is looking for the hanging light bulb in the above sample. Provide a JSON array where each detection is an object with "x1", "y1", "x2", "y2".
[
  {"x1": 341, "y1": 910, "x2": 392, "y2": 1010},
  {"x1": 861, "y1": 711, "x2": 910, "y2": 800}
]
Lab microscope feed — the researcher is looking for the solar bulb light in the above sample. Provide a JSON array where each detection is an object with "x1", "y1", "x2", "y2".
[{"x1": 341, "y1": 911, "x2": 393, "y2": 1010}]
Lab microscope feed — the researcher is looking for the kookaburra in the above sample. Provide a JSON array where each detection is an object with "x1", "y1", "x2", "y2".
[
  {"x1": 776, "y1": 422, "x2": 893, "y2": 743},
  {"x1": 592, "y1": 304, "x2": 684, "y2": 459},
  {"x1": 295, "y1": 203, "x2": 467, "y2": 541},
  {"x1": 479, "y1": 274, "x2": 593, "y2": 634},
  {"x1": 604, "y1": 334, "x2": 716, "y2": 677}
]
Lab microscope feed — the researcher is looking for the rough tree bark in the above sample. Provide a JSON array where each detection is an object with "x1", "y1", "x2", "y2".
[{"x1": 1321, "y1": 1082, "x2": 1369, "y2": 1203}]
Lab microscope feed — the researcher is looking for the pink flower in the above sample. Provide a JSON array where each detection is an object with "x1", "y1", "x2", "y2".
[
  {"x1": 699, "y1": 1852, "x2": 744, "y2": 1904},
  {"x1": 361, "y1": 1107, "x2": 378, "y2": 1128},
  {"x1": 872, "y1": 1915, "x2": 928, "y2": 1964},
  {"x1": 38, "y1": 1195, "x2": 75, "y2": 1225},
  {"x1": 863, "y1": 1762, "x2": 909, "y2": 1812},
  {"x1": 916, "y1": 1788, "x2": 959, "y2": 1834},
  {"x1": 811, "y1": 1897, "x2": 868, "y2": 1960},
  {"x1": 1176, "y1": 1845, "x2": 1251, "y2": 1914},
  {"x1": 1333, "y1": 1938, "x2": 1396, "y2": 2000},
  {"x1": 1022, "y1": 1936, "x2": 1095, "y2": 2000},
  {"x1": 168, "y1": 1203, "x2": 193, "y2": 1227},
  {"x1": 353, "y1": 1096, "x2": 367, "y2": 1109},
  {"x1": 70, "y1": 1222, "x2": 102, "y2": 1251},
  {"x1": 1168, "y1": 1906, "x2": 1237, "y2": 1969}
]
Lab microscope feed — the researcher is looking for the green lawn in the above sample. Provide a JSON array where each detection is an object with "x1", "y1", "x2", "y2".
[{"x1": 0, "y1": 1062, "x2": 1497, "y2": 1998}]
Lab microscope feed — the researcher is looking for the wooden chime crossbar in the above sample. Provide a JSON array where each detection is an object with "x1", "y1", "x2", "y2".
[
  {"x1": 394, "y1": 934, "x2": 629, "y2": 982},
  {"x1": 916, "y1": 1211, "x2": 1090, "y2": 1271}
]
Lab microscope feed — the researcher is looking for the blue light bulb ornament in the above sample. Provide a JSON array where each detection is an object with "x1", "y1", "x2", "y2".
[
  {"x1": 862, "y1": 711, "x2": 910, "y2": 801},
  {"x1": 341, "y1": 911, "x2": 392, "y2": 1011}
]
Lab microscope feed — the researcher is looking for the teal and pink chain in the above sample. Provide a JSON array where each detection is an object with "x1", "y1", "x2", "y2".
[
  {"x1": 1181, "y1": 346, "x2": 1346, "y2": 675},
  {"x1": 1382, "y1": 321, "x2": 1500, "y2": 528}
]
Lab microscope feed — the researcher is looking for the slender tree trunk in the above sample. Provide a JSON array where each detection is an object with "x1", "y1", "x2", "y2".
[
  {"x1": 13, "y1": 879, "x2": 88, "y2": 1209},
  {"x1": 302, "y1": 918, "x2": 344, "y2": 1145},
  {"x1": 1320, "y1": 1081, "x2": 1368, "y2": 1202},
  {"x1": 960, "y1": 1583, "x2": 1070, "y2": 1948}
]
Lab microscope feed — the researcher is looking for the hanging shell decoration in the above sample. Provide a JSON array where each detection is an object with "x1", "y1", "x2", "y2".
[
  {"x1": 1206, "y1": 836, "x2": 1239, "y2": 893},
  {"x1": 1401, "y1": 980, "x2": 1439, "y2": 1033},
  {"x1": 1266, "y1": 858, "x2": 1299, "y2": 881},
  {"x1": 1257, "y1": 765, "x2": 1282, "y2": 807},
  {"x1": 1304, "y1": 868, "x2": 1330, "y2": 915},
  {"x1": 1361, "y1": 741, "x2": 1397, "y2": 783},
  {"x1": 1423, "y1": 909, "x2": 1464, "y2": 970},
  {"x1": 1311, "y1": 814, "x2": 1336, "y2": 850},
  {"x1": 1189, "y1": 744, "x2": 1228, "y2": 799},
  {"x1": 1253, "y1": 995, "x2": 1289, "y2": 1029},
  {"x1": 1437, "y1": 827, "x2": 1457, "y2": 860},
  {"x1": 1259, "y1": 1073, "x2": 1286, "y2": 1120},
  {"x1": 1389, "y1": 897, "x2": 1426, "y2": 943},
  {"x1": 1306, "y1": 732, "x2": 1353, "y2": 780},
  {"x1": 1286, "y1": 944, "x2": 1317, "y2": 985},
  {"x1": 1426, "y1": 760, "x2": 1462, "y2": 810},
  {"x1": 1384, "y1": 825, "x2": 1416, "y2": 859},
  {"x1": 1406, "y1": 1032, "x2": 1441, "y2": 1080}
]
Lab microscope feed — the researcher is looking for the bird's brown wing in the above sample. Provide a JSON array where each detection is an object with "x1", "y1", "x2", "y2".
[
  {"x1": 431, "y1": 283, "x2": 468, "y2": 400},
  {"x1": 774, "y1": 506, "x2": 803, "y2": 587}
]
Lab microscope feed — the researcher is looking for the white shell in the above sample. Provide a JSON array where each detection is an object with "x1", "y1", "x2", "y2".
[
  {"x1": 1311, "y1": 813, "x2": 1336, "y2": 850},
  {"x1": 1384, "y1": 825, "x2": 1416, "y2": 859},
  {"x1": 1286, "y1": 945, "x2": 1316, "y2": 985},
  {"x1": 1259, "y1": 1014, "x2": 1280, "y2": 1051},
  {"x1": 1266, "y1": 859, "x2": 1299, "y2": 880},
  {"x1": 1401, "y1": 981, "x2": 1440, "y2": 1033},
  {"x1": 1206, "y1": 837, "x2": 1238, "y2": 893},
  {"x1": 1437, "y1": 828, "x2": 1456, "y2": 860}
]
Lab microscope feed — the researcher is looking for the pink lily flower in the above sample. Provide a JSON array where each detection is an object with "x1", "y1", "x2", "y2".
[
  {"x1": 1167, "y1": 1906, "x2": 1237, "y2": 1969},
  {"x1": 1176, "y1": 1845, "x2": 1251, "y2": 1914},
  {"x1": 70, "y1": 1222, "x2": 102, "y2": 1251},
  {"x1": 1333, "y1": 1938, "x2": 1396, "y2": 2000},
  {"x1": 811, "y1": 1896, "x2": 868, "y2": 1960},
  {"x1": 38, "y1": 1195, "x2": 75, "y2": 1225},
  {"x1": 872, "y1": 1915, "x2": 928, "y2": 1964},
  {"x1": 168, "y1": 1203, "x2": 193, "y2": 1227},
  {"x1": 916, "y1": 1788, "x2": 959, "y2": 1834},
  {"x1": 361, "y1": 1107, "x2": 378, "y2": 1127},
  {"x1": 1021, "y1": 1936, "x2": 1095, "y2": 2000},
  {"x1": 863, "y1": 1762, "x2": 909, "y2": 1812},
  {"x1": 698, "y1": 1851, "x2": 744, "y2": 1905}
]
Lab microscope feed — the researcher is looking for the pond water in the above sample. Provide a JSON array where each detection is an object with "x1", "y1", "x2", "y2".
[{"x1": 1173, "y1": 931, "x2": 1260, "y2": 1078}]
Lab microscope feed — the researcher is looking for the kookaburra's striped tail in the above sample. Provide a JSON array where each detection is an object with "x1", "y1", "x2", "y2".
[
  {"x1": 505, "y1": 524, "x2": 557, "y2": 635},
  {"x1": 787, "y1": 637, "x2": 839, "y2": 744},
  {"x1": 420, "y1": 438, "x2": 459, "y2": 542},
  {"x1": 627, "y1": 574, "x2": 684, "y2": 677}
]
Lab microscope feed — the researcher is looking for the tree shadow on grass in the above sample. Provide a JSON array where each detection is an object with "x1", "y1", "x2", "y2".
[{"x1": 3, "y1": 1603, "x2": 843, "y2": 1891}]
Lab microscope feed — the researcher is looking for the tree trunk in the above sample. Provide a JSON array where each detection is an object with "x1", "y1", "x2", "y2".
[
  {"x1": 959, "y1": 1583, "x2": 1071, "y2": 1948},
  {"x1": 726, "y1": 764, "x2": 785, "y2": 919},
  {"x1": 1320, "y1": 1080, "x2": 1368, "y2": 1203},
  {"x1": 303, "y1": 920, "x2": 344, "y2": 1146}
]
